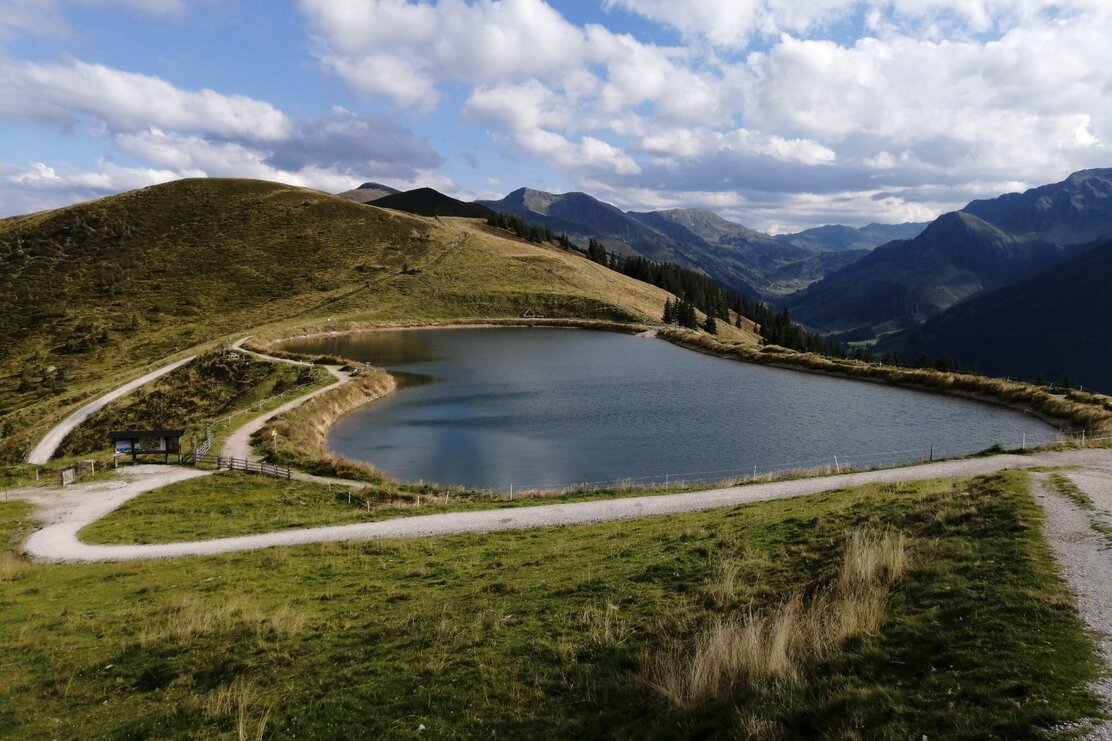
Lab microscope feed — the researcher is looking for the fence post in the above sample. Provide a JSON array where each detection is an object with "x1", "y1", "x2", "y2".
[
  {"x1": 1022, "y1": 432, "x2": 1026, "y2": 450},
  {"x1": 509, "y1": 483, "x2": 514, "y2": 501},
  {"x1": 833, "y1": 455, "x2": 840, "y2": 473}
]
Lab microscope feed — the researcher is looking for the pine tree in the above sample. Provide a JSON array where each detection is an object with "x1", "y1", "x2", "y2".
[
  {"x1": 662, "y1": 299, "x2": 675, "y2": 324},
  {"x1": 679, "y1": 300, "x2": 698, "y2": 329},
  {"x1": 703, "y1": 313, "x2": 717, "y2": 334},
  {"x1": 587, "y1": 239, "x2": 607, "y2": 264}
]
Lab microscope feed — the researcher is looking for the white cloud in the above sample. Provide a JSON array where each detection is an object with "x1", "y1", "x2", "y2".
[
  {"x1": 640, "y1": 127, "x2": 834, "y2": 165},
  {"x1": 300, "y1": 0, "x2": 592, "y2": 108},
  {"x1": 606, "y1": 0, "x2": 1107, "y2": 47},
  {"x1": 0, "y1": 0, "x2": 184, "y2": 40},
  {"x1": 0, "y1": 60, "x2": 293, "y2": 141},
  {"x1": 518, "y1": 129, "x2": 642, "y2": 176}
]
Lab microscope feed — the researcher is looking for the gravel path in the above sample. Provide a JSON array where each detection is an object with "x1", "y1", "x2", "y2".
[
  {"x1": 25, "y1": 356, "x2": 197, "y2": 464},
  {"x1": 16, "y1": 465, "x2": 213, "y2": 560},
  {"x1": 1034, "y1": 467, "x2": 1112, "y2": 739},
  {"x1": 219, "y1": 364, "x2": 351, "y2": 461},
  {"x1": 11, "y1": 447, "x2": 1112, "y2": 563}
]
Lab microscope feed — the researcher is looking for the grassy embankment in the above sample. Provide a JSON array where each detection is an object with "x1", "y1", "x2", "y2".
[
  {"x1": 0, "y1": 350, "x2": 333, "y2": 490},
  {"x1": 3, "y1": 471, "x2": 1102, "y2": 738},
  {"x1": 1, "y1": 178, "x2": 730, "y2": 463},
  {"x1": 661, "y1": 329, "x2": 1112, "y2": 438}
]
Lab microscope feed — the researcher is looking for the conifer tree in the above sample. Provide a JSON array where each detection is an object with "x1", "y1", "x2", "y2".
[
  {"x1": 704, "y1": 313, "x2": 717, "y2": 334},
  {"x1": 662, "y1": 299, "x2": 675, "y2": 324}
]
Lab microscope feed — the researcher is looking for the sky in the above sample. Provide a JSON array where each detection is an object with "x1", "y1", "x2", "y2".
[{"x1": 0, "y1": 1, "x2": 1110, "y2": 233}]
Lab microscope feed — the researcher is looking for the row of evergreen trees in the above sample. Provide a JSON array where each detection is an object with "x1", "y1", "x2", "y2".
[
  {"x1": 592, "y1": 250, "x2": 843, "y2": 355},
  {"x1": 661, "y1": 298, "x2": 717, "y2": 333},
  {"x1": 485, "y1": 213, "x2": 556, "y2": 244},
  {"x1": 486, "y1": 215, "x2": 844, "y2": 355}
]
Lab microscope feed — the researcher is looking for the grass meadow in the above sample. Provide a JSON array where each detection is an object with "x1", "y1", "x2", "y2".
[{"x1": 2, "y1": 471, "x2": 1102, "y2": 738}]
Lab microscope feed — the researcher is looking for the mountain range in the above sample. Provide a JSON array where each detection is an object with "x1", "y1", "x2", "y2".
[
  {"x1": 787, "y1": 169, "x2": 1112, "y2": 338},
  {"x1": 350, "y1": 185, "x2": 918, "y2": 299},
  {"x1": 355, "y1": 168, "x2": 1112, "y2": 391},
  {"x1": 874, "y1": 236, "x2": 1112, "y2": 391},
  {"x1": 477, "y1": 188, "x2": 911, "y2": 298}
]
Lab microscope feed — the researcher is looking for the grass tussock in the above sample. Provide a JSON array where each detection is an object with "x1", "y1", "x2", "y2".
[
  {"x1": 661, "y1": 329, "x2": 1112, "y2": 437},
  {"x1": 644, "y1": 529, "x2": 909, "y2": 709},
  {"x1": 136, "y1": 595, "x2": 308, "y2": 647},
  {"x1": 581, "y1": 602, "x2": 633, "y2": 648},
  {"x1": 0, "y1": 551, "x2": 27, "y2": 582}
]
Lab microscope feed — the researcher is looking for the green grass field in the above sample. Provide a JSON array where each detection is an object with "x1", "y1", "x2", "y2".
[{"x1": 2, "y1": 471, "x2": 1101, "y2": 738}]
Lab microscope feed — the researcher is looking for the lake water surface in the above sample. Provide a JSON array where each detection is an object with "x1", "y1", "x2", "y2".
[{"x1": 282, "y1": 328, "x2": 1056, "y2": 490}]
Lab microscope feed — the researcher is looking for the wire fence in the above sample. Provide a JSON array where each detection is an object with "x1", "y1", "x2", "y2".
[{"x1": 489, "y1": 429, "x2": 1112, "y2": 496}]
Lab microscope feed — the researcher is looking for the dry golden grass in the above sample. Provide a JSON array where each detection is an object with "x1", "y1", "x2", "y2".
[
  {"x1": 703, "y1": 558, "x2": 743, "y2": 609},
  {"x1": 0, "y1": 552, "x2": 27, "y2": 582},
  {"x1": 136, "y1": 595, "x2": 309, "y2": 647},
  {"x1": 581, "y1": 601, "x2": 633, "y2": 647},
  {"x1": 643, "y1": 529, "x2": 910, "y2": 709},
  {"x1": 193, "y1": 677, "x2": 274, "y2": 741}
]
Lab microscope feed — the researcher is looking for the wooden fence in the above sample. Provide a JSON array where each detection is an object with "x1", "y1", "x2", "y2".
[
  {"x1": 191, "y1": 454, "x2": 292, "y2": 480},
  {"x1": 185, "y1": 427, "x2": 214, "y2": 464}
]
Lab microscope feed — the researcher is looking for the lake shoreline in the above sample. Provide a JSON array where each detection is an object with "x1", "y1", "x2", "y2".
[{"x1": 276, "y1": 326, "x2": 1061, "y2": 491}]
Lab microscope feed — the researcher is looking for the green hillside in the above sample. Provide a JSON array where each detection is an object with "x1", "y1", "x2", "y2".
[{"x1": 0, "y1": 178, "x2": 739, "y2": 462}]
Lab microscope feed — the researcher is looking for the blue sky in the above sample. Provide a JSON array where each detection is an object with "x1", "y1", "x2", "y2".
[{"x1": 1, "y1": 0, "x2": 1110, "y2": 232}]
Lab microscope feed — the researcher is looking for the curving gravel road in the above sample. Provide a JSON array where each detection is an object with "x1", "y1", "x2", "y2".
[
  {"x1": 12, "y1": 448, "x2": 1112, "y2": 563},
  {"x1": 26, "y1": 356, "x2": 197, "y2": 464},
  {"x1": 220, "y1": 336, "x2": 354, "y2": 461}
]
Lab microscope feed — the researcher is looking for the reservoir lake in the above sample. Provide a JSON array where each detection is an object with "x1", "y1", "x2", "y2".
[{"x1": 282, "y1": 328, "x2": 1056, "y2": 491}]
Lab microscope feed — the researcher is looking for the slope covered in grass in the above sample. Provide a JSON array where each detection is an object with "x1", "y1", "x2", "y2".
[
  {"x1": 0, "y1": 472, "x2": 1101, "y2": 737},
  {"x1": 54, "y1": 351, "x2": 321, "y2": 458},
  {"x1": 0, "y1": 178, "x2": 734, "y2": 462}
]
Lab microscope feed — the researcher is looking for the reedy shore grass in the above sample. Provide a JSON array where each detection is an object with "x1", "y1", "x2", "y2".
[
  {"x1": 2, "y1": 472, "x2": 1103, "y2": 738},
  {"x1": 661, "y1": 328, "x2": 1112, "y2": 437},
  {"x1": 256, "y1": 368, "x2": 397, "y2": 481}
]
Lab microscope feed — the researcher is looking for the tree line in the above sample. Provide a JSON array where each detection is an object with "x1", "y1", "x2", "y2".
[
  {"x1": 585, "y1": 240, "x2": 844, "y2": 355},
  {"x1": 485, "y1": 219, "x2": 845, "y2": 355}
]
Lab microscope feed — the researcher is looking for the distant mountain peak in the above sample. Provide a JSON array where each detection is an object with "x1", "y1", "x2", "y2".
[
  {"x1": 357, "y1": 181, "x2": 397, "y2": 191},
  {"x1": 338, "y1": 181, "x2": 401, "y2": 205}
]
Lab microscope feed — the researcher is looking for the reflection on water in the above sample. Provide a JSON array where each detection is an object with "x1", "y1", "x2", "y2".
[{"x1": 282, "y1": 328, "x2": 1056, "y2": 491}]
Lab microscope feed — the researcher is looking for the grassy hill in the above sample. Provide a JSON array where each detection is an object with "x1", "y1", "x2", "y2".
[{"x1": 0, "y1": 178, "x2": 747, "y2": 462}]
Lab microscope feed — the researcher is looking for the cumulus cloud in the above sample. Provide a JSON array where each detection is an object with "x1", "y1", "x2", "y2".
[
  {"x1": 0, "y1": 52, "x2": 450, "y2": 217},
  {"x1": 0, "y1": 0, "x2": 184, "y2": 39},
  {"x1": 518, "y1": 129, "x2": 643, "y2": 176},
  {"x1": 0, "y1": 60, "x2": 293, "y2": 141},
  {"x1": 294, "y1": 1, "x2": 1112, "y2": 229},
  {"x1": 606, "y1": 0, "x2": 1107, "y2": 46},
  {"x1": 0, "y1": 158, "x2": 186, "y2": 216},
  {"x1": 300, "y1": 0, "x2": 592, "y2": 108}
]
